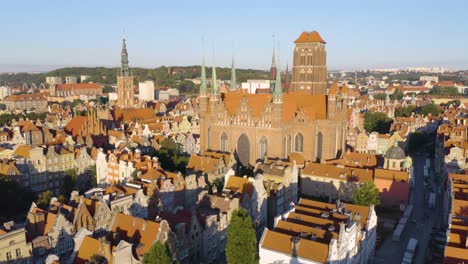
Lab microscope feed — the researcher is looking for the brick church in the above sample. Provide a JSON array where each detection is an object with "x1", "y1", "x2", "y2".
[{"x1": 198, "y1": 31, "x2": 347, "y2": 166}]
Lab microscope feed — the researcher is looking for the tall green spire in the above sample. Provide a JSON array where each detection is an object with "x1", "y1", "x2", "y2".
[
  {"x1": 200, "y1": 46, "x2": 207, "y2": 97},
  {"x1": 273, "y1": 60, "x2": 282, "y2": 103},
  {"x1": 211, "y1": 48, "x2": 218, "y2": 97},
  {"x1": 230, "y1": 50, "x2": 237, "y2": 91},
  {"x1": 120, "y1": 31, "x2": 130, "y2": 77}
]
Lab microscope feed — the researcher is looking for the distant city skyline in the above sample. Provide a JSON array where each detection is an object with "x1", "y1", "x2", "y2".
[{"x1": 1, "y1": 0, "x2": 467, "y2": 72}]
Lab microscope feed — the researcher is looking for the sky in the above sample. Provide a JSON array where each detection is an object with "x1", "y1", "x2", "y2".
[{"x1": 1, "y1": 0, "x2": 467, "y2": 72}]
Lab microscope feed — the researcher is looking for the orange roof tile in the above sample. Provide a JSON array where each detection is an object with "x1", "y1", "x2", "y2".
[
  {"x1": 110, "y1": 213, "x2": 161, "y2": 257},
  {"x1": 65, "y1": 116, "x2": 87, "y2": 137},
  {"x1": 302, "y1": 162, "x2": 374, "y2": 183},
  {"x1": 75, "y1": 236, "x2": 109, "y2": 264},
  {"x1": 225, "y1": 176, "x2": 254, "y2": 199},
  {"x1": 294, "y1": 31, "x2": 326, "y2": 44},
  {"x1": 14, "y1": 145, "x2": 32, "y2": 158},
  {"x1": 261, "y1": 230, "x2": 329, "y2": 262},
  {"x1": 56, "y1": 83, "x2": 102, "y2": 91}
]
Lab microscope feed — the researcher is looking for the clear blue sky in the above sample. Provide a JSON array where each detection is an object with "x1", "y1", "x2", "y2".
[{"x1": 2, "y1": 0, "x2": 467, "y2": 71}]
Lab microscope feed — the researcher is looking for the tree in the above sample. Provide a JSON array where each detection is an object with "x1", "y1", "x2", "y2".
[
  {"x1": 363, "y1": 112, "x2": 392, "y2": 133},
  {"x1": 143, "y1": 241, "x2": 173, "y2": 264},
  {"x1": 390, "y1": 88, "x2": 404, "y2": 100},
  {"x1": 352, "y1": 182, "x2": 381, "y2": 207},
  {"x1": 102, "y1": 85, "x2": 115, "y2": 93},
  {"x1": 421, "y1": 103, "x2": 442, "y2": 116},
  {"x1": 72, "y1": 99, "x2": 84, "y2": 108},
  {"x1": 430, "y1": 86, "x2": 459, "y2": 96},
  {"x1": 86, "y1": 165, "x2": 97, "y2": 188},
  {"x1": 63, "y1": 169, "x2": 77, "y2": 198},
  {"x1": 442, "y1": 99, "x2": 460, "y2": 107},
  {"x1": 131, "y1": 169, "x2": 139, "y2": 180},
  {"x1": 226, "y1": 208, "x2": 258, "y2": 264},
  {"x1": 373, "y1": 94, "x2": 387, "y2": 101},
  {"x1": 177, "y1": 80, "x2": 197, "y2": 95},
  {"x1": 36, "y1": 190, "x2": 53, "y2": 210},
  {"x1": 395, "y1": 105, "x2": 415, "y2": 117},
  {"x1": 157, "y1": 139, "x2": 189, "y2": 173}
]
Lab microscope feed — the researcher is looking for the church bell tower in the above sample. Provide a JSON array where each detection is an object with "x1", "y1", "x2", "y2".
[
  {"x1": 117, "y1": 32, "x2": 134, "y2": 108},
  {"x1": 291, "y1": 31, "x2": 327, "y2": 95}
]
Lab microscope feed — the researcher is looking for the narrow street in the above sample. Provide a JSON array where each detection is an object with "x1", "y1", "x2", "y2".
[{"x1": 375, "y1": 154, "x2": 437, "y2": 264}]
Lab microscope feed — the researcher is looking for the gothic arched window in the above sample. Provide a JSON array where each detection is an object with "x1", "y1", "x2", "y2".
[
  {"x1": 259, "y1": 136, "x2": 268, "y2": 160},
  {"x1": 287, "y1": 134, "x2": 292, "y2": 155},
  {"x1": 316, "y1": 132, "x2": 323, "y2": 161},
  {"x1": 221, "y1": 133, "x2": 228, "y2": 152},
  {"x1": 295, "y1": 133, "x2": 304, "y2": 152},
  {"x1": 207, "y1": 127, "x2": 211, "y2": 149}
]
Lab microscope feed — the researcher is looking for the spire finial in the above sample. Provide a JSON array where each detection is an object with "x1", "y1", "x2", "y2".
[
  {"x1": 273, "y1": 46, "x2": 282, "y2": 103},
  {"x1": 200, "y1": 36, "x2": 207, "y2": 97},
  {"x1": 211, "y1": 44, "x2": 218, "y2": 98},
  {"x1": 230, "y1": 43, "x2": 237, "y2": 91},
  {"x1": 271, "y1": 34, "x2": 276, "y2": 66},
  {"x1": 120, "y1": 31, "x2": 130, "y2": 77}
]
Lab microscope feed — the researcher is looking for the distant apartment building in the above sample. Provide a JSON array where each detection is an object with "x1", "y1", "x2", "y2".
[
  {"x1": 45, "y1": 76, "x2": 63, "y2": 86},
  {"x1": 80, "y1": 75, "x2": 90, "y2": 82},
  {"x1": 241, "y1": 80, "x2": 271, "y2": 94},
  {"x1": 4, "y1": 93, "x2": 48, "y2": 112},
  {"x1": 156, "y1": 88, "x2": 179, "y2": 101},
  {"x1": 420, "y1": 75, "x2": 439, "y2": 83},
  {"x1": 138, "y1": 80, "x2": 155, "y2": 101},
  {"x1": 0, "y1": 86, "x2": 11, "y2": 100},
  {"x1": 259, "y1": 198, "x2": 377, "y2": 264},
  {"x1": 65, "y1": 76, "x2": 78, "y2": 84}
]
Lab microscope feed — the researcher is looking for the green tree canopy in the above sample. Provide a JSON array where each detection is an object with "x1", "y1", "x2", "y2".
[
  {"x1": 430, "y1": 86, "x2": 459, "y2": 96},
  {"x1": 156, "y1": 139, "x2": 189, "y2": 173},
  {"x1": 421, "y1": 103, "x2": 442, "y2": 116},
  {"x1": 373, "y1": 93, "x2": 387, "y2": 101},
  {"x1": 143, "y1": 241, "x2": 173, "y2": 264},
  {"x1": 63, "y1": 169, "x2": 77, "y2": 198},
  {"x1": 352, "y1": 181, "x2": 381, "y2": 207},
  {"x1": 36, "y1": 190, "x2": 53, "y2": 210},
  {"x1": 364, "y1": 112, "x2": 392, "y2": 133},
  {"x1": 102, "y1": 85, "x2": 115, "y2": 93},
  {"x1": 177, "y1": 80, "x2": 198, "y2": 95},
  {"x1": 395, "y1": 105, "x2": 415, "y2": 117},
  {"x1": 226, "y1": 208, "x2": 258, "y2": 264},
  {"x1": 390, "y1": 88, "x2": 404, "y2": 100}
]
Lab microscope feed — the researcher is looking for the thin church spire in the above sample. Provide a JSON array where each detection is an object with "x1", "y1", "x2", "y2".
[
  {"x1": 230, "y1": 46, "x2": 237, "y2": 91},
  {"x1": 200, "y1": 37, "x2": 207, "y2": 97},
  {"x1": 211, "y1": 46, "x2": 218, "y2": 98}
]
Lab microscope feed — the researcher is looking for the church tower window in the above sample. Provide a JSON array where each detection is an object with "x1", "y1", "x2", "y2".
[
  {"x1": 295, "y1": 133, "x2": 304, "y2": 152},
  {"x1": 221, "y1": 133, "x2": 228, "y2": 152},
  {"x1": 259, "y1": 136, "x2": 268, "y2": 160}
]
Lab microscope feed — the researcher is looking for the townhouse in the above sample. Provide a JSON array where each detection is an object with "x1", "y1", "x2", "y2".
[{"x1": 259, "y1": 198, "x2": 377, "y2": 264}]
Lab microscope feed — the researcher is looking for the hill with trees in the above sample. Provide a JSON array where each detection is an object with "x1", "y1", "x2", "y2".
[{"x1": 0, "y1": 66, "x2": 270, "y2": 88}]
